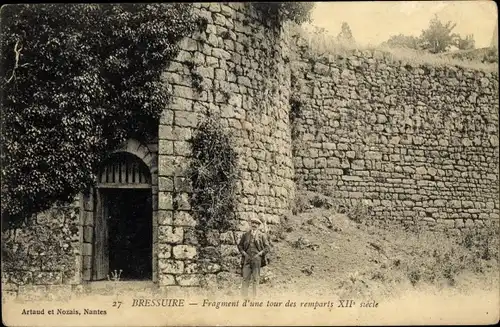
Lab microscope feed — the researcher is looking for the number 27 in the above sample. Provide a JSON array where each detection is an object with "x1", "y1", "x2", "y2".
[{"x1": 113, "y1": 301, "x2": 122, "y2": 309}]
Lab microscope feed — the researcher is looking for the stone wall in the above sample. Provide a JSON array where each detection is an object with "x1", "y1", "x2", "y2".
[
  {"x1": 2, "y1": 203, "x2": 81, "y2": 299},
  {"x1": 156, "y1": 3, "x2": 294, "y2": 291},
  {"x1": 291, "y1": 46, "x2": 499, "y2": 230}
]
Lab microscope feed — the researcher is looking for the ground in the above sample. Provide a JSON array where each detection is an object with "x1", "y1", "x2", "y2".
[
  {"x1": 3, "y1": 192, "x2": 498, "y2": 325},
  {"x1": 262, "y1": 207, "x2": 498, "y2": 300}
]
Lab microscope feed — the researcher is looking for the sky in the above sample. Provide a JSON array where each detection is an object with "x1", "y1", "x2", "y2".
[{"x1": 309, "y1": 1, "x2": 498, "y2": 48}]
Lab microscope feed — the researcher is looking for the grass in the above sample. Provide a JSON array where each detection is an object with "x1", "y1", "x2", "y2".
[
  {"x1": 288, "y1": 188, "x2": 499, "y2": 297},
  {"x1": 288, "y1": 23, "x2": 499, "y2": 73}
]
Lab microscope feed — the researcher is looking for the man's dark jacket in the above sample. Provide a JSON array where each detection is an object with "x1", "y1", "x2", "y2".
[{"x1": 237, "y1": 230, "x2": 271, "y2": 268}]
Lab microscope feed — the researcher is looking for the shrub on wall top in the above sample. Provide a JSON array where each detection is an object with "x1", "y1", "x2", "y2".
[{"x1": 253, "y1": 2, "x2": 315, "y2": 27}]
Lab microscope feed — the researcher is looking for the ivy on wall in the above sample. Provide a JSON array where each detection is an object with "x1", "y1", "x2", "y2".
[
  {"x1": 0, "y1": 4, "x2": 199, "y2": 227},
  {"x1": 188, "y1": 117, "x2": 239, "y2": 247}
]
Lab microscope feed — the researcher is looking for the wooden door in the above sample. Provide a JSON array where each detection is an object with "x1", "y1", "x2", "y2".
[{"x1": 92, "y1": 189, "x2": 109, "y2": 280}]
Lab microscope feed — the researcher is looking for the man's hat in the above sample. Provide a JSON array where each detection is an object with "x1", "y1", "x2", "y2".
[{"x1": 250, "y1": 217, "x2": 262, "y2": 225}]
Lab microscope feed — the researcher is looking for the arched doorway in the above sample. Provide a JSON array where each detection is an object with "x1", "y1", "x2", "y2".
[{"x1": 91, "y1": 152, "x2": 153, "y2": 281}]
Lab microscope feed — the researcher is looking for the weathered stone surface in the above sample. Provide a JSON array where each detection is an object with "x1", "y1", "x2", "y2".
[
  {"x1": 292, "y1": 45, "x2": 498, "y2": 230},
  {"x1": 158, "y1": 226, "x2": 183, "y2": 244},
  {"x1": 176, "y1": 274, "x2": 201, "y2": 286},
  {"x1": 159, "y1": 274, "x2": 176, "y2": 286},
  {"x1": 158, "y1": 210, "x2": 173, "y2": 226},
  {"x1": 159, "y1": 259, "x2": 184, "y2": 274},
  {"x1": 172, "y1": 245, "x2": 197, "y2": 260},
  {"x1": 158, "y1": 244, "x2": 172, "y2": 259},
  {"x1": 173, "y1": 211, "x2": 197, "y2": 227},
  {"x1": 158, "y1": 192, "x2": 173, "y2": 210},
  {"x1": 33, "y1": 272, "x2": 62, "y2": 285}
]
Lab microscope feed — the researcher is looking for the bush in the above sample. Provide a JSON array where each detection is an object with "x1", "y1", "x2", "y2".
[
  {"x1": 252, "y1": 3, "x2": 314, "y2": 27},
  {"x1": 401, "y1": 228, "x2": 498, "y2": 287}
]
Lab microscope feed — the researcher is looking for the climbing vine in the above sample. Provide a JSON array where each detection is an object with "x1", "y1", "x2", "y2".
[
  {"x1": 0, "y1": 4, "x2": 199, "y2": 227},
  {"x1": 188, "y1": 117, "x2": 239, "y2": 246}
]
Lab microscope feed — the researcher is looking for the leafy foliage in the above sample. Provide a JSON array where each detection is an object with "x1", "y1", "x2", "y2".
[
  {"x1": 383, "y1": 34, "x2": 421, "y2": 50},
  {"x1": 419, "y1": 15, "x2": 459, "y2": 53},
  {"x1": 188, "y1": 117, "x2": 239, "y2": 245},
  {"x1": 384, "y1": 15, "x2": 473, "y2": 54},
  {"x1": 0, "y1": 4, "x2": 198, "y2": 227},
  {"x1": 455, "y1": 34, "x2": 475, "y2": 50},
  {"x1": 336, "y1": 22, "x2": 355, "y2": 45},
  {"x1": 252, "y1": 2, "x2": 315, "y2": 27}
]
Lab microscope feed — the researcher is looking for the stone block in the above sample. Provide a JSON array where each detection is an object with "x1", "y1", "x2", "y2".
[
  {"x1": 342, "y1": 175, "x2": 362, "y2": 182},
  {"x1": 82, "y1": 243, "x2": 92, "y2": 256},
  {"x1": 175, "y1": 111, "x2": 199, "y2": 128},
  {"x1": 176, "y1": 274, "x2": 201, "y2": 287},
  {"x1": 365, "y1": 151, "x2": 382, "y2": 160},
  {"x1": 220, "y1": 244, "x2": 240, "y2": 257},
  {"x1": 174, "y1": 178, "x2": 192, "y2": 196},
  {"x1": 220, "y1": 231, "x2": 235, "y2": 244},
  {"x1": 158, "y1": 226, "x2": 183, "y2": 244},
  {"x1": 158, "y1": 210, "x2": 173, "y2": 226},
  {"x1": 174, "y1": 193, "x2": 191, "y2": 210},
  {"x1": 199, "y1": 246, "x2": 221, "y2": 261},
  {"x1": 158, "y1": 156, "x2": 176, "y2": 177},
  {"x1": 83, "y1": 226, "x2": 93, "y2": 243},
  {"x1": 158, "y1": 140, "x2": 174, "y2": 156},
  {"x1": 184, "y1": 262, "x2": 199, "y2": 274},
  {"x1": 352, "y1": 160, "x2": 365, "y2": 170},
  {"x1": 158, "y1": 244, "x2": 172, "y2": 259},
  {"x1": 199, "y1": 261, "x2": 222, "y2": 274},
  {"x1": 183, "y1": 228, "x2": 199, "y2": 245},
  {"x1": 169, "y1": 97, "x2": 193, "y2": 111},
  {"x1": 159, "y1": 274, "x2": 176, "y2": 286},
  {"x1": 173, "y1": 211, "x2": 197, "y2": 227},
  {"x1": 303, "y1": 158, "x2": 315, "y2": 168},
  {"x1": 174, "y1": 141, "x2": 191, "y2": 156},
  {"x1": 173, "y1": 245, "x2": 197, "y2": 260},
  {"x1": 415, "y1": 167, "x2": 427, "y2": 175},
  {"x1": 464, "y1": 219, "x2": 474, "y2": 228},
  {"x1": 462, "y1": 201, "x2": 474, "y2": 209},
  {"x1": 455, "y1": 219, "x2": 465, "y2": 228},
  {"x1": 159, "y1": 177, "x2": 174, "y2": 192},
  {"x1": 6, "y1": 271, "x2": 33, "y2": 286},
  {"x1": 158, "y1": 192, "x2": 173, "y2": 210},
  {"x1": 83, "y1": 211, "x2": 94, "y2": 226},
  {"x1": 316, "y1": 158, "x2": 327, "y2": 168},
  {"x1": 33, "y1": 272, "x2": 62, "y2": 285},
  {"x1": 173, "y1": 85, "x2": 194, "y2": 100},
  {"x1": 159, "y1": 259, "x2": 184, "y2": 274}
]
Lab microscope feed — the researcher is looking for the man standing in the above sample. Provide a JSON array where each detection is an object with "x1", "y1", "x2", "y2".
[{"x1": 237, "y1": 216, "x2": 270, "y2": 299}]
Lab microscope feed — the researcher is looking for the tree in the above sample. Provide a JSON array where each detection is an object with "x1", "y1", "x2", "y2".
[
  {"x1": 383, "y1": 34, "x2": 421, "y2": 50},
  {"x1": 455, "y1": 34, "x2": 475, "y2": 50},
  {"x1": 1, "y1": 4, "x2": 198, "y2": 227},
  {"x1": 419, "y1": 15, "x2": 459, "y2": 53},
  {"x1": 337, "y1": 22, "x2": 355, "y2": 45}
]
